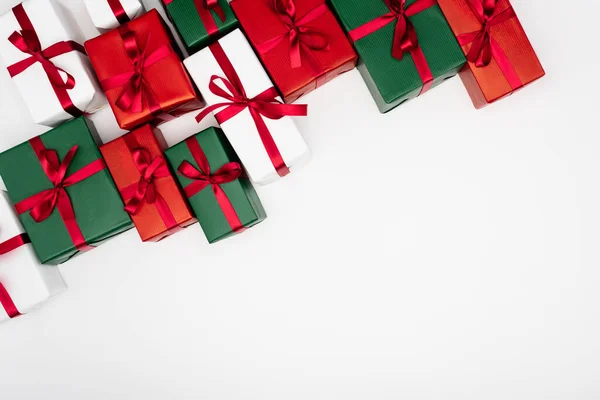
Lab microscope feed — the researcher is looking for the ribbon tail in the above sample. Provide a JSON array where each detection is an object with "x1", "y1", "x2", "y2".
[
  {"x1": 0, "y1": 283, "x2": 21, "y2": 319},
  {"x1": 249, "y1": 108, "x2": 289, "y2": 177}
]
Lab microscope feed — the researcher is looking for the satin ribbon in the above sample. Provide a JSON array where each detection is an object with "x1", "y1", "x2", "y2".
[
  {"x1": 196, "y1": 42, "x2": 308, "y2": 178},
  {"x1": 256, "y1": 0, "x2": 330, "y2": 69},
  {"x1": 348, "y1": 0, "x2": 436, "y2": 94},
  {"x1": 457, "y1": 0, "x2": 522, "y2": 90},
  {"x1": 178, "y1": 137, "x2": 245, "y2": 233},
  {"x1": 120, "y1": 135, "x2": 178, "y2": 230},
  {"x1": 107, "y1": 0, "x2": 131, "y2": 24},
  {"x1": 7, "y1": 4, "x2": 85, "y2": 117},
  {"x1": 14, "y1": 137, "x2": 106, "y2": 252},
  {"x1": 100, "y1": 25, "x2": 173, "y2": 114},
  {"x1": 162, "y1": 0, "x2": 226, "y2": 36},
  {"x1": 0, "y1": 234, "x2": 30, "y2": 256},
  {"x1": 0, "y1": 283, "x2": 21, "y2": 319}
]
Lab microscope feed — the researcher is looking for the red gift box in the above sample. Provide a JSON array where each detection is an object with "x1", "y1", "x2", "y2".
[
  {"x1": 231, "y1": 0, "x2": 358, "y2": 103},
  {"x1": 85, "y1": 9, "x2": 198, "y2": 130}
]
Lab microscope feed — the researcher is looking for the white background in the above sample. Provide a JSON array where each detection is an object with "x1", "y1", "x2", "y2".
[{"x1": 1, "y1": 0, "x2": 599, "y2": 399}]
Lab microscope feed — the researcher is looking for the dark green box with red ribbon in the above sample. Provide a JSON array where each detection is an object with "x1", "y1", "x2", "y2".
[
  {"x1": 164, "y1": 127, "x2": 266, "y2": 244},
  {"x1": 329, "y1": 0, "x2": 466, "y2": 112},
  {"x1": 162, "y1": 0, "x2": 238, "y2": 53},
  {"x1": 0, "y1": 117, "x2": 133, "y2": 265}
]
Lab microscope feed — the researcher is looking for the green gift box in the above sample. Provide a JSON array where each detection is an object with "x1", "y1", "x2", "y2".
[
  {"x1": 329, "y1": 0, "x2": 466, "y2": 113},
  {"x1": 164, "y1": 127, "x2": 266, "y2": 244},
  {"x1": 0, "y1": 117, "x2": 133, "y2": 265},
  {"x1": 162, "y1": 0, "x2": 238, "y2": 53}
]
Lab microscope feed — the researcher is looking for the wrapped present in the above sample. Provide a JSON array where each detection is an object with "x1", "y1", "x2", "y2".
[
  {"x1": 0, "y1": 0, "x2": 105, "y2": 127},
  {"x1": 84, "y1": 0, "x2": 144, "y2": 31},
  {"x1": 231, "y1": 0, "x2": 358, "y2": 103},
  {"x1": 329, "y1": 0, "x2": 466, "y2": 113},
  {"x1": 164, "y1": 127, "x2": 266, "y2": 243},
  {"x1": 1, "y1": 192, "x2": 67, "y2": 323},
  {"x1": 184, "y1": 29, "x2": 310, "y2": 185},
  {"x1": 0, "y1": 117, "x2": 133, "y2": 265},
  {"x1": 436, "y1": 0, "x2": 544, "y2": 108},
  {"x1": 85, "y1": 9, "x2": 199, "y2": 131},
  {"x1": 100, "y1": 124, "x2": 196, "y2": 242},
  {"x1": 162, "y1": 0, "x2": 238, "y2": 53}
]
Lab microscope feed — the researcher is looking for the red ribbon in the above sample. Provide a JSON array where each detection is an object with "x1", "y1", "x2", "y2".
[
  {"x1": 120, "y1": 135, "x2": 178, "y2": 230},
  {"x1": 0, "y1": 283, "x2": 21, "y2": 319},
  {"x1": 163, "y1": 0, "x2": 225, "y2": 36},
  {"x1": 196, "y1": 42, "x2": 308, "y2": 178},
  {"x1": 0, "y1": 233, "x2": 30, "y2": 256},
  {"x1": 100, "y1": 25, "x2": 172, "y2": 115},
  {"x1": 14, "y1": 137, "x2": 106, "y2": 252},
  {"x1": 256, "y1": 0, "x2": 330, "y2": 69},
  {"x1": 178, "y1": 137, "x2": 245, "y2": 233},
  {"x1": 107, "y1": 0, "x2": 131, "y2": 25},
  {"x1": 7, "y1": 4, "x2": 85, "y2": 117},
  {"x1": 0, "y1": 233, "x2": 30, "y2": 319},
  {"x1": 457, "y1": 0, "x2": 522, "y2": 90},
  {"x1": 348, "y1": 0, "x2": 436, "y2": 94}
]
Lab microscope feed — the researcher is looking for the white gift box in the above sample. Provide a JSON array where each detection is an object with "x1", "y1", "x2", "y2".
[
  {"x1": 183, "y1": 29, "x2": 310, "y2": 185},
  {"x1": 0, "y1": 191, "x2": 66, "y2": 323},
  {"x1": 84, "y1": 0, "x2": 143, "y2": 31},
  {"x1": 0, "y1": 0, "x2": 105, "y2": 127}
]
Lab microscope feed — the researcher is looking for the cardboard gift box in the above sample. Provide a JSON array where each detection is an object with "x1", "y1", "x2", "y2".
[
  {"x1": 0, "y1": 117, "x2": 133, "y2": 265},
  {"x1": 162, "y1": 0, "x2": 238, "y2": 53},
  {"x1": 231, "y1": 0, "x2": 357, "y2": 103},
  {"x1": 329, "y1": 0, "x2": 466, "y2": 113},
  {"x1": 0, "y1": 0, "x2": 105, "y2": 127},
  {"x1": 100, "y1": 124, "x2": 196, "y2": 242},
  {"x1": 85, "y1": 9, "x2": 198, "y2": 131},
  {"x1": 164, "y1": 127, "x2": 266, "y2": 243},
  {"x1": 0, "y1": 191, "x2": 66, "y2": 322},
  {"x1": 184, "y1": 29, "x2": 311, "y2": 185},
  {"x1": 436, "y1": 0, "x2": 545, "y2": 108},
  {"x1": 84, "y1": 0, "x2": 144, "y2": 31}
]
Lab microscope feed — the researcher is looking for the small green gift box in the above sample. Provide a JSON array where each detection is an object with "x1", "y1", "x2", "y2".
[
  {"x1": 164, "y1": 127, "x2": 266, "y2": 243},
  {"x1": 162, "y1": 0, "x2": 238, "y2": 53},
  {"x1": 329, "y1": 0, "x2": 466, "y2": 113},
  {"x1": 0, "y1": 117, "x2": 133, "y2": 265}
]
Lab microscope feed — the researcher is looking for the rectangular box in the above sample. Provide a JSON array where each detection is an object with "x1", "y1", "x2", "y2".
[
  {"x1": 184, "y1": 29, "x2": 310, "y2": 185},
  {"x1": 436, "y1": 0, "x2": 545, "y2": 108},
  {"x1": 231, "y1": 0, "x2": 357, "y2": 103},
  {"x1": 0, "y1": 117, "x2": 133, "y2": 265},
  {"x1": 100, "y1": 125, "x2": 196, "y2": 242},
  {"x1": 0, "y1": 0, "x2": 105, "y2": 127},
  {"x1": 84, "y1": 0, "x2": 144, "y2": 31}
]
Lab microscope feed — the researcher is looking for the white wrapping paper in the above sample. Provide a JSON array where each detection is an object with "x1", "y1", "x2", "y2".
[
  {"x1": 84, "y1": 0, "x2": 143, "y2": 31},
  {"x1": 0, "y1": 0, "x2": 105, "y2": 127},
  {"x1": 0, "y1": 191, "x2": 66, "y2": 323},
  {"x1": 183, "y1": 29, "x2": 310, "y2": 185}
]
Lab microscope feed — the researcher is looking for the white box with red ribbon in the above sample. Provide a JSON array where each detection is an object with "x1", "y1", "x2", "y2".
[{"x1": 84, "y1": 0, "x2": 144, "y2": 31}]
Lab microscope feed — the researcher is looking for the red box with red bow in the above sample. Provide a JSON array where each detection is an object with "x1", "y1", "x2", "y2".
[{"x1": 231, "y1": 0, "x2": 358, "y2": 103}]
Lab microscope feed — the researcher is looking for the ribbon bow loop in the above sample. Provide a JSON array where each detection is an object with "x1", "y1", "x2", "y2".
[
  {"x1": 124, "y1": 149, "x2": 170, "y2": 215},
  {"x1": 383, "y1": 0, "x2": 421, "y2": 60}
]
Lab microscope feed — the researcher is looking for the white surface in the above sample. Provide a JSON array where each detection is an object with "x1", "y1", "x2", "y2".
[
  {"x1": 0, "y1": 0, "x2": 599, "y2": 398},
  {"x1": 83, "y1": 0, "x2": 143, "y2": 31},
  {"x1": 184, "y1": 29, "x2": 310, "y2": 185}
]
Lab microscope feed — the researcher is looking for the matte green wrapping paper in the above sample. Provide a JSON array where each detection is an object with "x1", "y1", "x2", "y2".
[
  {"x1": 329, "y1": 0, "x2": 466, "y2": 112},
  {"x1": 0, "y1": 117, "x2": 133, "y2": 265},
  {"x1": 163, "y1": 0, "x2": 238, "y2": 53},
  {"x1": 164, "y1": 127, "x2": 266, "y2": 244}
]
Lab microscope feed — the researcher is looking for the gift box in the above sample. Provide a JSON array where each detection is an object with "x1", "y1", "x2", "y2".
[
  {"x1": 100, "y1": 124, "x2": 196, "y2": 242},
  {"x1": 231, "y1": 0, "x2": 358, "y2": 103},
  {"x1": 162, "y1": 0, "x2": 238, "y2": 53},
  {"x1": 436, "y1": 0, "x2": 545, "y2": 108},
  {"x1": 0, "y1": 117, "x2": 133, "y2": 265},
  {"x1": 84, "y1": 0, "x2": 144, "y2": 31},
  {"x1": 164, "y1": 127, "x2": 266, "y2": 243},
  {"x1": 85, "y1": 9, "x2": 198, "y2": 131},
  {"x1": 329, "y1": 0, "x2": 466, "y2": 113},
  {"x1": 184, "y1": 29, "x2": 310, "y2": 185},
  {"x1": 0, "y1": 0, "x2": 105, "y2": 127},
  {"x1": 1, "y1": 191, "x2": 67, "y2": 322}
]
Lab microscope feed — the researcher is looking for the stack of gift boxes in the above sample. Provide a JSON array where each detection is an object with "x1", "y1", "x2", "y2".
[{"x1": 0, "y1": 0, "x2": 544, "y2": 322}]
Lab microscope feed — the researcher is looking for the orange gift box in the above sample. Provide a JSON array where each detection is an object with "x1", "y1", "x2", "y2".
[
  {"x1": 100, "y1": 125, "x2": 196, "y2": 242},
  {"x1": 436, "y1": 0, "x2": 544, "y2": 108},
  {"x1": 85, "y1": 9, "x2": 198, "y2": 130}
]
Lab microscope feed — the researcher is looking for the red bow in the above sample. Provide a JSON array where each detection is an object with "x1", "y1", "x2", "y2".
[
  {"x1": 256, "y1": 0, "x2": 330, "y2": 68},
  {"x1": 123, "y1": 149, "x2": 171, "y2": 216},
  {"x1": 178, "y1": 137, "x2": 245, "y2": 232},
  {"x1": 7, "y1": 4, "x2": 85, "y2": 117},
  {"x1": 458, "y1": 0, "x2": 516, "y2": 67}
]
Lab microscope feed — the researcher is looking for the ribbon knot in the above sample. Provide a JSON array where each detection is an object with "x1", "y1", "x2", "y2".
[
  {"x1": 123, "y1": 149, "x2": 170, "y2": 215},
  {"x1": 383, "y1": 0, "x2": 421, "y2": 60}
]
